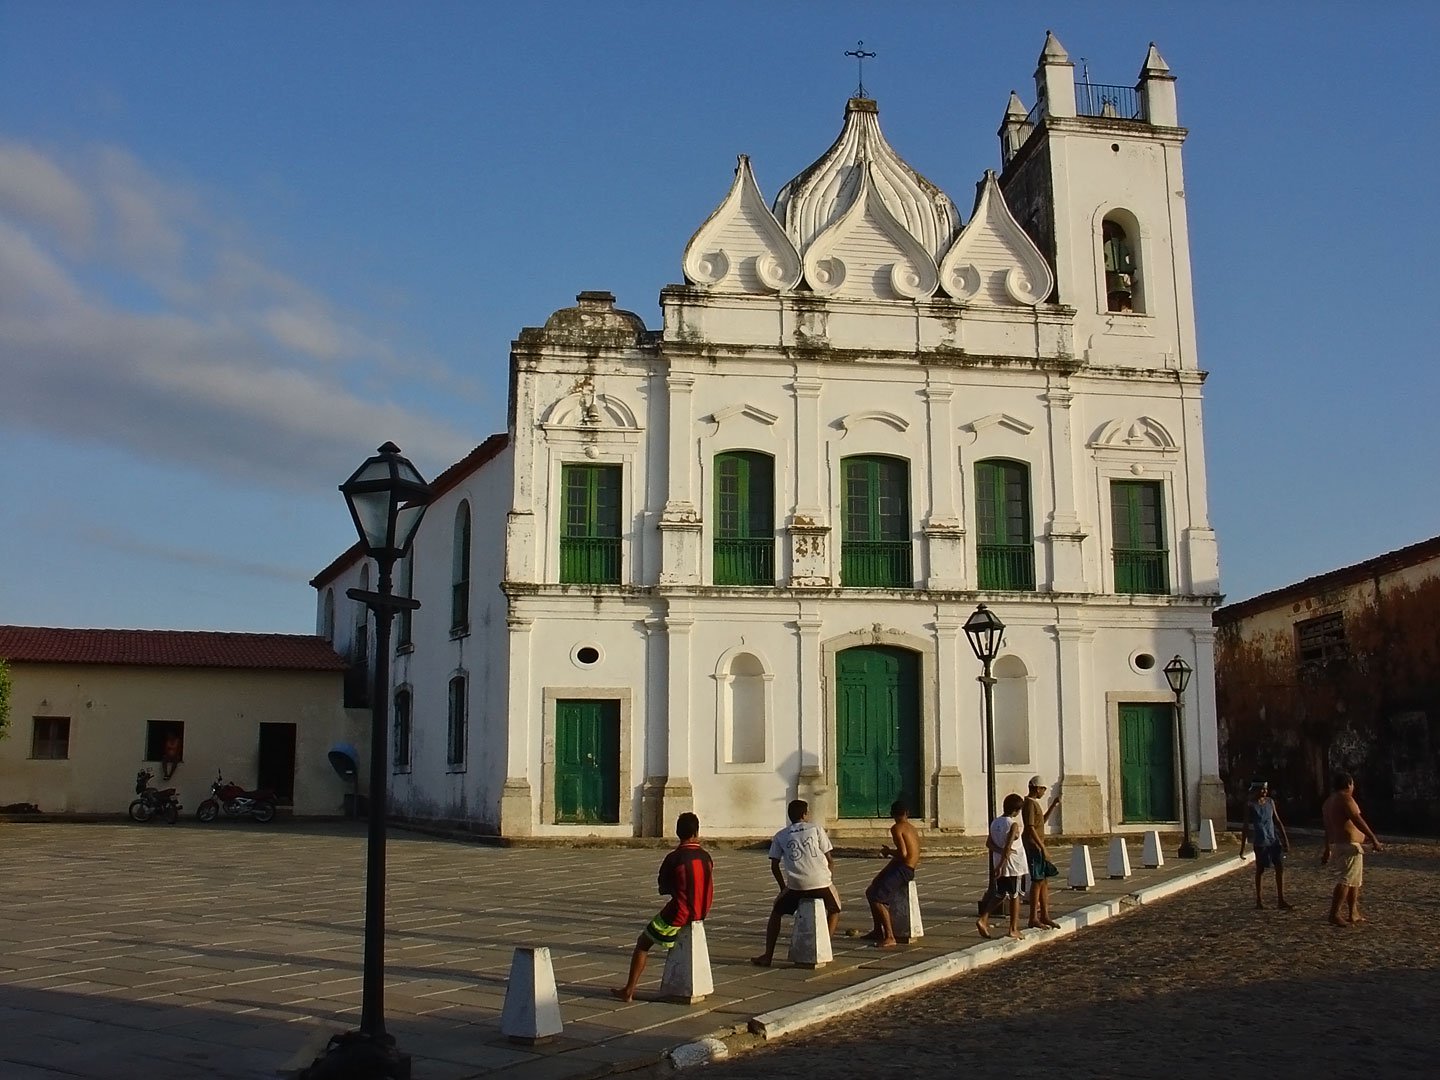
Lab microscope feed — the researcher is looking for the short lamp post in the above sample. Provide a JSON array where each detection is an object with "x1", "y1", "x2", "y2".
[
  {"x1": 303, "y1": 442, "x2": 430, "y2": 1080},
  {"x1": 963, "y1": 604, "x2": 1006, "y2": 826},
  {"x1": 1163, "y1": 654, "x2": 1198, "y2": 859}
]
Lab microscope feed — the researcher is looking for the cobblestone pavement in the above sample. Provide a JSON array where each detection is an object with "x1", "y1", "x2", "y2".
[
  {"x1": 707, "y1": 836, "x2": 1440, "y2": 1080},
  {"x1": 0, "y1": 821, "x2": 1242, "y2": 1079}
]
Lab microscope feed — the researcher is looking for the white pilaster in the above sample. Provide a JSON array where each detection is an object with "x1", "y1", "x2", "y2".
[
  {"x1": 500, "y1": 611, "x2": 534, "y2": 836},
  {"x1": 1042, "y1": 382, "x2": 1087, "y2": 592},
  {"x1": 933, "y1": 613, "x2": 966, "y2": 828},
  {"x1": 921, "y1": 383, "x2": 965, "y2": 589}
]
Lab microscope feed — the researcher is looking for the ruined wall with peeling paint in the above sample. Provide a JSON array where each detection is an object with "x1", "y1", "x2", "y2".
[{"x1": 1216, "y1": 553, "x2": 1440, "y2": 831}]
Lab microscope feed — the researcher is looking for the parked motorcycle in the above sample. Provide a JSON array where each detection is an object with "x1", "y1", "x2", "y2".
[
  {"x1": 196, "y1": 772, "x2": 278, "y2": 824},
  {"x1": 129, "y1": 768, "x2": 181, "y2": 824}
]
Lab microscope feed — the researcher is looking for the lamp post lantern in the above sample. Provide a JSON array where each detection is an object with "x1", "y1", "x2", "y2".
[
  {"x1": 303, "y1": 442, "x2": 430, "y2": 1080},
  {"x1": 1163, "y1": 654, "x2": 1198, "y2": 860},
  {"x1": 963, "y1": 604, "x2": 1006, "y2": 826}
]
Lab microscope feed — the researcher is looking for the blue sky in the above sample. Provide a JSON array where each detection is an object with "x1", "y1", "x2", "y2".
[{"x1": 2, "y1": 3, "x2": 1437, "y2": 632}]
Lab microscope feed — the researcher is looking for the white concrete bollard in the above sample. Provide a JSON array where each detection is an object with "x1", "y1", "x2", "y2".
[
  {"x1": 1067, "y1": 844, "x2": 1095, "y2": 890},
  {"x1": 660, "y1": 921, "x2": 714, "y2": 1004},
  {"x1": 1142, "y1": 829, "x2": 1165, "y2": 869},
  {"x1": 887, "y1": 880, "x2": 924, "y2": 943},
  {"x1": 1198, "y1": 819, "x2": 1218, "y2": 853},
  {"x1": 501, "y1": 946, "x2": 563, "y2": 1043},
  {"x1": 1107, "y1": 836, "x2": 1132, "y2": 880},
  {"x1": 787, "y1": 898, "x2": 833, "y2": 968}
]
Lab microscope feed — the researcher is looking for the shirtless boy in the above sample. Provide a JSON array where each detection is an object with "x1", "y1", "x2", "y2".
[
  {"x1": 1321, "y1": 771, "x2": 1383, "y2": 927},
  {"x1": 863, "y1": 800, "x2": 921, "y2": 947}
]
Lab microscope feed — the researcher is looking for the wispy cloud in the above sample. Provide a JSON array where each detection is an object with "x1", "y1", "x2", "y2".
[
  {"x1": 0, "y1": 137, "x2": 477, "y2": 492},
  {"x1": 80, "y1": 526, "x2": 310, "y2": 585}
]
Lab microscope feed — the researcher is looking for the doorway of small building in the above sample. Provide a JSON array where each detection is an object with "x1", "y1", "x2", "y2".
[
  {"x1": 1119, "y1": 702, "x2": 1176, "y2": 822},
  {"x1": 554, "y1": 699, "x2": 620, "y2": 824},
  {"x1": 257, "y1": 723, "x2": 297, "y2": 804},
  {"x1": 835, "y1": 645, "x2": 922, "y2": 818}
]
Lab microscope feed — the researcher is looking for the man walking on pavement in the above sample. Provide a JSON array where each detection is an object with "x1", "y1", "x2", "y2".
[
  {"x1": 1239, "y1": 780, "x2": 1293, "y2": 910},
  {"x1": 752, "y1": 800, "x2": 841, "y2": 966},
  {"x1": 1322, "y1": 771, "x2": 1383, "y2": 927}
]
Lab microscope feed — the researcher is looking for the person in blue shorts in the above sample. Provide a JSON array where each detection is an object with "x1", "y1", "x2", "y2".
[
  {"x1": 863, "y1": 801, "x2": 921, "y2": 947},
  {"x1": 1239, "y1": 780, "x2": 1293, "y2": 911}
]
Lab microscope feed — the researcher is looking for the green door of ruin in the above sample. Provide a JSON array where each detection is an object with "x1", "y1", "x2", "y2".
[
  {"x1": 1119, "y1": 703, "x2": 1176, "y2": 822},
  {"x1": 836, "y1": 646, "x2": 921, "y2": 818},
  {"x1": 554, "y1": 699, "x2": 620, "y2": 824}
]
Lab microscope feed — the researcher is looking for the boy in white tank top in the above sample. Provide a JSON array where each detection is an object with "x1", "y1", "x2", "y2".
[{"x1": 977, "y1": 793, "x2": 1027, "y2": 941}]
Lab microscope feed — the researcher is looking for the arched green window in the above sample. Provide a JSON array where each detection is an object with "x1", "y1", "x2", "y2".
[
  {"x1": 975, "y1": 459, "x2": 1035, "y2": 590},
  {"x1": 560, "y1": 464, "x2": 622, "y2": 584},
  {"x1": 714, "y1": 451, "x2": 775, "y2": 585},
  {"x1": 1111, "y1": 480, "x2": 1169, "y2": 593},
  {"x1": 841, "y1": 455, "x2": 912, "y2": 588}
]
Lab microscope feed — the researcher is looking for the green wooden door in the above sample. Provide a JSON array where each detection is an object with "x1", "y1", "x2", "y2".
[
  {"x1": 1119, "y1": 703, "x2": 1176, "y2": 822},
  {"x1": 836, "y1": 646, "x2": 921, "y2": 818},
  {"x1": 554, "y1": 700, "x2": 620, "y2": 824}
]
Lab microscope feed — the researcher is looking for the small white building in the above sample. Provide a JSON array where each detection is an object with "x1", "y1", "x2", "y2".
[{"x1": 313, "y1": 33, "x2": 1224, "y2": 838}]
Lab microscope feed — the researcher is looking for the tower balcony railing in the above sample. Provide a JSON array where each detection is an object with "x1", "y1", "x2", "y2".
[
  {"x1": 1113, "y1": 548, "x2": 1170, "y2": 594},
  {"x1": 977, "y1": 542, "x2": 1037, "y2": 591},
  {"x1": 1078, "y1": 83, "x2": 1142, "y2": 120},
  {"x1": 560, "y1": 536, "x2": 622, "y2": 585},
  {"x1": 713, "y1": 538, "x2": 775, "y2": 586},
  {"x1": 841, "y1": 541, "x2": 914, "y2": 589}
]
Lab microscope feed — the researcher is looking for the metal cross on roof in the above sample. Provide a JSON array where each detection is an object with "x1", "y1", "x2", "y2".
[{"x1": 845, "y1": 40, "x2": 876, "y2": 99}]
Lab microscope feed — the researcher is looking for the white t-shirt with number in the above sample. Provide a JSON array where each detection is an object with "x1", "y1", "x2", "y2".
[{"x1": 768, "y1": 820, "x2": 834, "y2": 890}]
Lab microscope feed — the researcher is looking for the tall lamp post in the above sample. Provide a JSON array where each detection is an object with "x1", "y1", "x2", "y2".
[
  {"x1": 1163, "y1": 654, "x2": 1198, "y2": 859},
  {"x1": 963, "y1": 604, "x2": 1006, "y2": 827},
  {"x1": 304, "y1": 442, "x2": 430, "y2": 1080}
]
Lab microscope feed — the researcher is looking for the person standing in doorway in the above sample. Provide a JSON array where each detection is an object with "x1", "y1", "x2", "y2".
[
  {"x1": 1238, "y1": 780, "x2": 1292, "y2": 910},
  {"x1": 1022, "y1": 776, "x2": 1061, "y2": 929},
  {"x1": 160, "y1": 731, "x2": 183, "y2": 781},
  {"x1": 1321, "y1": 772, "x2": 1383, "y2": 927},
  {"x1": 752, "y1": 800, "x2": 841, "y2": 966}
]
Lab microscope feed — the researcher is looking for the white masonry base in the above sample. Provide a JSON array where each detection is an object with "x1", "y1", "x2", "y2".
[
  {"x1": 1142, "y1": 829, "x2": 1165, "y2": 869},
  {"x1": 788, "y1": 898, "x2": 833, "y2": 968},
  {"x1": 1198, "y1": 819, "x2": 1218, "y2": 852},
  {"x1": 500, "y1": 946, "x2": 563, "y2": 1044},
  {"x1": 1108, "y1": 836, "x2": 1132, "y2": 879},
  {"x1": 1067, "y1": 844, "x2": 1096, "y2": 890},
  {"x1": 660, "y1": 921, "x2": 714, "y2": 1004},
  {"x1": 887, "y1": 880, "x2": 924, "y2": 943}
]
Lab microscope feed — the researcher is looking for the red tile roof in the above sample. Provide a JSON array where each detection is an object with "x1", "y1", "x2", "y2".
[
  {"x1": 0, "y1": 626, "x2": 348, "y2": 672},
  {"x1": 309, "y1": 433, "x2": 509, "y2": 589}
]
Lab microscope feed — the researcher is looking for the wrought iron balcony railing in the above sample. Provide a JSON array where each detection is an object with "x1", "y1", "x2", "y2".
[
  {"x1": 1114, "y1": 548, "x2": 1169, "y2": 594},
  {"x1": 841, "y1": 541, "x2": 914, "y2": 589},
  {"x1": 977, "y1": 543, "x2": 1036, "y2": 591},
  {"x1": 714, "y1": 538, "x2": 775, "y2": 586},
  {"x1": 560, "y1": 536, "x2": 622, "y2": 585}
]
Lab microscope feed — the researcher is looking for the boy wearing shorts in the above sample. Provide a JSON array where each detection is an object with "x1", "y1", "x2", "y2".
[
  {"x1": 612, "y1": 813, "x2": 713, "y2": 1001},
  {"x1": 977, "y1": 793, "x2": 1027, "y2": 941},
  {"x1": 752, "y1": 800, "x2": 841, "y2": 966},
  {"x1": 864, "y1": 800, "x2": 921, "y2": 947}
]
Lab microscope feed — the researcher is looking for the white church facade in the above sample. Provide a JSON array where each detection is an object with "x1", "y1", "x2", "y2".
[{"x1": 312, "y1": 33, "x2": 1224, "y2": 838}]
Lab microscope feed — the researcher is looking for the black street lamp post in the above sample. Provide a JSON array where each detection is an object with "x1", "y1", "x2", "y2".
[
  {"x1": 1163, "y1": 654, "x2": 1198, "y2": 859},
  {"x1": 303, "y1": 442, "x2": 430, "y2": 1080},
  {"x1": 963, "y1": 604, "x2": 1006, "y2": 827}
]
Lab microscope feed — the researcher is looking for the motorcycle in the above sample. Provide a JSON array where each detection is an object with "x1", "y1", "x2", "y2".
[
  {"x1": 197, "y1": 772, "x2": 278, "y2": 824},
  {"x1": 129, "y1": 768, "x2": 181, "y2": 824}
]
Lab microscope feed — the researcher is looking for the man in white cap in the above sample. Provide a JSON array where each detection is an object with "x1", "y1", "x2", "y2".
[{"x1": 1021, "y1": 775, "x2": 1062, "y2": 929}]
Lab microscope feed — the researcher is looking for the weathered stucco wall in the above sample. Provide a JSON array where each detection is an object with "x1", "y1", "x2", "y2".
[{"x1": 1216, "y1": 552, "x2": 1440, "y2": 830}]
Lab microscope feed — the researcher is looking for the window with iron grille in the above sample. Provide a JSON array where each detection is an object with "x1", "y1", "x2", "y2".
[
  {"x1": 1110, "y1": 480, "x2": 1169, "y2": 594},
  {"x1": 560, "y1": 464, "x2": 622, "y2": 584},
  {"x1": 714, "y1": 451, "x2": 775, "y2": 585},
  {"x1": 841, "y1": 455, "x2": 912, "y2": 588},
  {"x1": 31, "y1": 716, "x2": 70, "y2": 760},
  {"x1": 1296, "y1": 613, "x2": 1347, "y2": 671},
  {"x1": 393, "y1": 688, "x2": 412, "y2": 771},
  {"x1": 451, "y1": 502, "x2": 471, "y2": 634},
  {"x1": 975, "y1": 459, "x2": 1035, "y2": 590},
  {"x1": 447, "y1": 675, "x2": 467, "y2": 767}
]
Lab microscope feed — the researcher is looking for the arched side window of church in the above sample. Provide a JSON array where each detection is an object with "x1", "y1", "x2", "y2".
[
  {"x1": 1101, "y1": 215, "x2": 1143, "y2": 314},
  {"x1": 723, "y1": 652, "x2": 767, "y2": 765},
  {"x1": 714, "y1": 451, "x2": 776, "y2": 586},
  {"x1": 321, "y1": 588, "x2": 335, "y2": 641},
  {"x1": 451, "y1": 501, "x2": 471, "y2": 635},
  {"x1": 993, "y1": 654, "x2": 1031, "y2": 764}
]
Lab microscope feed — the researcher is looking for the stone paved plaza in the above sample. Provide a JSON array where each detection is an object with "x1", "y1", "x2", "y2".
[{"x1": 2, "y1": 821, "x2": 1239, "y2": 1079}]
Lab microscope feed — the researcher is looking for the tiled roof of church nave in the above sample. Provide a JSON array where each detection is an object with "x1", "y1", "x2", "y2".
[{"x1": 0, "y1": 625, "x2": 347, "y2": 672}]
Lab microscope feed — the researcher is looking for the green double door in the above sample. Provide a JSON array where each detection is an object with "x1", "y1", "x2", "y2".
[
  {"x1": 836, "y1": 646, "x2": 921, "y2": 818},
  {"x1": 1119, "y1": 703, "x2": 1176, "y2": 822},
  {"x1": 554, "y1": 699, "x2": 620, "y2": 824}
]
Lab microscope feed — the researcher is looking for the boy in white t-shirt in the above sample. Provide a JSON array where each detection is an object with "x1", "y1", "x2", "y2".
[
  {"x1": 977, "y1": 792, "x2": 1027, "y2": 941},
  {"x1": 751, "y1": 799, "x2": 842, "y2": 966}
]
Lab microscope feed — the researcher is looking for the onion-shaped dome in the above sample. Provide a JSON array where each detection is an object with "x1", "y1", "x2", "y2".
[{"x1": 772, "y1": 98, "x2": 961, "y2": 264}]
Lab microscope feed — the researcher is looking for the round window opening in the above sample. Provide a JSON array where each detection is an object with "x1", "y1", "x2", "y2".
[
  {"x1": 1134, "y1": 652, "x2": 1156, "y2": 671},
  {"x1": 575, "y1": 646, "x2": 601, "y2": 666}
]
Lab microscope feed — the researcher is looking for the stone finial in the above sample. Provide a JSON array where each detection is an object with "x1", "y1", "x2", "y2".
[
  {"x1": 1039, "y1": 30, "x2": 1070, "y2": 64},
  {"x1": 1140, "y1": 42, "x2": 1171, "y2": 77},
  {"x1": 1004, "y1": 90, "x2": 1027, "y2": 120}
]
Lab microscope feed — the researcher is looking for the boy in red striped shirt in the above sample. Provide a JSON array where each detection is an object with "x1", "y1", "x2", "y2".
[{"x1": 612, "y1": 812, "x2": 714, "y2": 1001}]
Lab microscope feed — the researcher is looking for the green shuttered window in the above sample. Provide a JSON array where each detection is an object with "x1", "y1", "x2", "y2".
[
  {"x1": 1111, "y1": 480, "x2": 1169, "y2": 594},
  {"x1": 841, "y1": 456, "x2": 912, "y2": 588},
  {"x1": 975, "y1": 459, "x2": 1035, "y2": 590},
  {"x1": 714, "y1": 451, "x2": 775, "y2": 586},
  {"x1": 560, "y1": 464, "x2": 622, "y2": 585}
]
